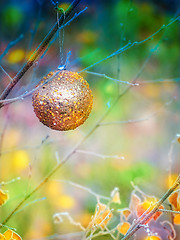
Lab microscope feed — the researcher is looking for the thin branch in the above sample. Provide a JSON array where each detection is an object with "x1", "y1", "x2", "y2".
[
  {"x1": 0, "y1": 65, "x2": 13, "y2": 82},
  {"x1": 0, "y1": 0, "x2": 82, "y2": 102},
  {"x1": 122, "y1": 175, "x2": 180, "y2": 240},
  {"x1": 0, "y1": 34, "x2": 24, "y2": 62},
  {"x1": 84, "y1": 71, "x2": 139, "y2": 86},
  {"x1": 53, "y1": 212, "x2": 86, "y2": 231},
  {"x1": 138, "y1": 77, "x2": 180, "y2": 84},
  {"x1": 0, "y1": 135, "x2": 51, "y2": 156},
  {"x1": 1, "y1": 15, "x2": 179, "y2": 227},
  {"x1": 75, "y1": 149, "x2": 125, "y2": 160},
  {"x1": 0, "y1": 76, "x2": 128, "y2": 227},
  {"x1": 15, "y1": 197, "x2": 46, "y2": 214},
  {"x1": 158, "y1": 209, "x2": 180, "y2": 214},
  {"x1": 0, "y1": 177, "x2": 21, "y2": 187},
  {"x1": 79, "y1": 16, "x2": 180, "y2": 73},
  {"x1": 85, "y1": 227, "x2": 116, "y2": 240},
  {"x1": 0, "y1": 70, "x2": 61, "y2": 106},
  {"x1": 54, "y1": 179, "x2": 111, "y2": 201}
]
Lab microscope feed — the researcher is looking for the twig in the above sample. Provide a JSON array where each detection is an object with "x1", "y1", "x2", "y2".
[
  {"x1": 122, "y1": 175, "x2": 180, "y2": 240},
  {"x1": 0, "y1": 177, "x2": 21, "y2": 187},
  {"x1": 79, "y1": 16, "x2": 180, "y2": 73},
  {"x1": 84, "y1": 71, "x2": 139, "y2": 86},
  {"x1": 0, "y1": 34, "x2": 24, "y2": 62},
  {"x1": 54, "y1": 179, "x2": 111, "y2": 201},
  {"x1": 0, "y1": 0, "x2": 82, "y2": 102},
  {"x1": 0, "y1": 70, "x2": 61, "y2": 106},
  {"x1": 138, "y1": 77, "x2": 180, "y2": 84},
  {"x1": 15, "y1": 197, "x2": 46, "y2": 214},
  {"x1": 0, "y1": 65, "x2": 13, "y2": 82},
  {"x1": 1, "y1": 72, "x2": 129, "y2": 226},
  {"x1": 75, "y1": 149, "x2": 125, "y2": 160},
  {"x1": 1, "y1": 14, "x2": 179, "y2": 227},
  {"x1": 158, "y1": 209, "x2": 180, "y2": 214},
  {"x1": 53, "y1": 212, "x2": 86, "y2": 231}
]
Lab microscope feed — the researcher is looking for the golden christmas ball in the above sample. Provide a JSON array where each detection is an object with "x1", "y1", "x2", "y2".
[{"x1": 32, "y1": 70, "x2": 93, "y2": 131}]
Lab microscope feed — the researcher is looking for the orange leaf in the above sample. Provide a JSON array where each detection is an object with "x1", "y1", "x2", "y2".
[
  {"x1": 0, "y1": 189, "x2": 9, "y2": 206},
  {"x1": 117, "y1": 222, "x2": 131, "y2": 235},
  {"x1": 0, "y1": 233, "x2": 5, "y2": 240},
  {"x1": 168, "y1": 192, "x2": 178, "y2": 209},
  {"x1": 111, "y1": 188, "x2": 121, "y2": 204},
  {"x1": 122, "y1": 209, "x2": 131, "y2": 219},
  {"x1": 3, "y1": 230, "x2": 22, "y2": 240},
  {"x1": 153, "y1": 205, "x2": 164, "y2": 221},
  {"x1": 93, "y1": 203, "x2": 112, "y2": 228},
  {"x1": 144, "y1": 236, "x2": 161, "y2": 240},
  {"x1": 173, "y1": 214, "x2": 180, "y2": 225},
  {"x1": 136, "y1": 199, "x2": 163, "y2": 223},
  {"x1": 129, "y1": 193, "x2": 141, "y2": 211}
]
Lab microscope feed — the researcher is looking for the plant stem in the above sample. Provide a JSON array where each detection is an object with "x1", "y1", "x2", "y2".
[
  {"x1": 1, "y1": 15, "x2": 174, "y2": 224},
  {"x1": 1, "y1": 89, "x2": 124, "y2": 226},
  {"x1": 122, "y1": 175, "x2": 180, "y2": 240},
  {"x1": 0, "y1": 0, "x2": 82, "y2": 103},
  {"x1": 1, "y1": 9, "x2": 179, "y2": 230}
]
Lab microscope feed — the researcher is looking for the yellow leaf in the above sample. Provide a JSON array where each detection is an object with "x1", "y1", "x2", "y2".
[
  {"x1": 144, "y1": 236, "x2": 161, "y2": 240},
  {"x1": 0, "y1": 233, "x2": 5, "y2": 240},
  {"x1": 136, "y1": 198, "x2": 163, "y2": 222},
  {"x1": 111, "y1": 188, "x2": 121, "y2": 204},
  {"x1": 177, "y1": 134, "x2": 180, "y2": 143},
  {"x1": 3, "y1": 229, "x2": 22, "y2": 240},
  {"x1": 93, "y1": 203, "x2": 112, "y2": 228},
  {"x1": 122, "y1": 209, "x2": 131, "y2": 219},
  {"x1": 0, "y1": 189, "x2": 9, "y2": 206},
  {"x1": 168, "y1": 192, "x2": 178, "y2": 209},
  {"x1": 166, "y1": 174, "x2": 179, "y2": 188},
  {"x1": 174, "y1": 214, "x2": 180, "y2": 225},
  {"x1": 117, "y1": 222, "x2": 131, "y2": 235}
]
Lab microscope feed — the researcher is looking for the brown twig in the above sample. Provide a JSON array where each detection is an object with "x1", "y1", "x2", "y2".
[
  {"x1": 0, "y1": 0, "x2": 82, "y2": 103},
  {"x1": 122, "y1": 175, "x2": 180, "y2": 240},
  {"x1": 1, "y1": 9, "x2": 179, "y2": 228},
  {"x1": 0, "y1": 93, "x2": 123, "y2": 226}
]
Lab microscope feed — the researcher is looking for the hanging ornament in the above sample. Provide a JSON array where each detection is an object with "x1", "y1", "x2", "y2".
[{"x1": 32, "y1": 70, "x2": 93, "y2": 131}]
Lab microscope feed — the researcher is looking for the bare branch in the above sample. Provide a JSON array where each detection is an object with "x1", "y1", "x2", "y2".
[
  {"x1": 1, "y1": 14, "x2": 179, "y2": 228},
  {"x1": 122, "y1": 175, "x2": 180, "y2": 240},
  {"x1": 0, "y1": 0, "x2": 83, "y2": 102}
]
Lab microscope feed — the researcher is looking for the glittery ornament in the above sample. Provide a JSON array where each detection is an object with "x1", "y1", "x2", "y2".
[{"x1": 32, "y1": 70, "x2": 93, "y2": 131}]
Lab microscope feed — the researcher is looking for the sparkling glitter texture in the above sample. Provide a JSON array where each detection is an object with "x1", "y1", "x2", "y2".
[{"x1": 32, "y1": 70, "x2": 93, "y2": 131}]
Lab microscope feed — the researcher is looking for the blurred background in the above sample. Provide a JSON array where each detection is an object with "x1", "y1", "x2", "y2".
[{"x1": 0, "y1": 0, "x2": 180, "y2": 239}]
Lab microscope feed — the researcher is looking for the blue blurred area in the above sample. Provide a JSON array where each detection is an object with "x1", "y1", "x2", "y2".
[
  {"x1": 0, "y1": 0, "x2": 179, "y2": 39},
  {"x1": 0, "y1": 0, "x2": 39, "y2": 36}
]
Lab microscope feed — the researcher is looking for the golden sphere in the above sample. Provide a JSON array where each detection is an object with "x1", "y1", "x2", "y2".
[{"x1": 32, "y1": 70, "x2": 93, "y2": 131}]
